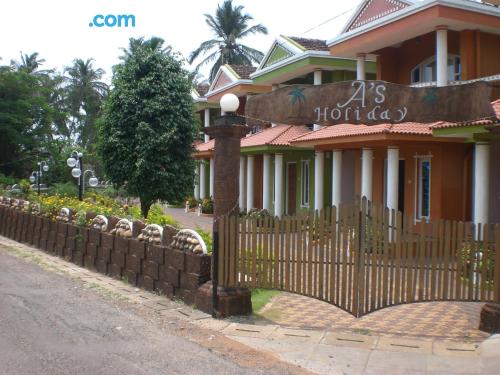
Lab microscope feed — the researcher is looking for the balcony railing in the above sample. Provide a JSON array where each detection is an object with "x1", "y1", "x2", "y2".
[{"x1": 410, "y1": 74, "x2": 500, "y2": 88}]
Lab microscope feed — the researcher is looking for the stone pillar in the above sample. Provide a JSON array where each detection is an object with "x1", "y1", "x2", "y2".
[
  {"x1": 313, "y1": 70, "x2": 322, "y2": 131},
  {"x1": 204, "y1": 108, "x2": 210, "y2": 143},
  {"x1": 387, "y1": 147, "x2": 399, "y2": 212},
  {"x1": 199, "y1": 160, "x2": 207, "y2": 199},
  {"x1": 209, "y1": 157, "x2": 215, "y2": 197},
  {"x1": 357, "y1": 53, "x2": 366, "y2": 80},
  {"x1": 361, "y1": 148, "x2": 373, "y2": 201},
  {"x1": 199, "y1": 119, "x2": 252, "y2": 318},
  {"x1": 246, "y1": 155, "x2": 254, "y2": 210},
  {"x1": 436, "y1": 26, "x2": 448, "y2": 87},
  {"x1": 474, "y1": 142, "x2": 490, "y2": 226},
  {"x1": 314, "y1": 151, "x2": 324, "y2": 211},
  {"x1": 274, "y1": 154, "x2": 284, "y2": 217},
  {"x1": 194, "y1": 163, "x2": 200, "y2": 200},
  {"x1": 263, "y1": 154, "x2": 271, "y2": 211},
  {"x1": 332, "y1": 150, "x2": 342, "y2": 208},
  {"x1": 239, "y1": 156, "x2": 246, "y2": 210}
]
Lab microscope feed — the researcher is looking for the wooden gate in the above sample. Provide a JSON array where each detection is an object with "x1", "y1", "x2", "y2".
[{"x1": 217, "y1": 199, "x2": 500, "y2": 317}]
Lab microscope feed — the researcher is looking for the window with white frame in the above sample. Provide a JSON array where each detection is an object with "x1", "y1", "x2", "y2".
[
  {"x1": 301, "y1": 160, "x2": 310, "y2": 207},
  {"x1": 410, "y1": 55, "x2": 461, "y2": 84},
  {"x1": 416, "y1": 157, "x2": 431, "y2": 219}
]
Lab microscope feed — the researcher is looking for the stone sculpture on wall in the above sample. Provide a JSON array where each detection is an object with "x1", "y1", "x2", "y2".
[
  {"x1": 137, "y1": 224, "x2": 163, "y2": 245},
  {"x1": 55, "y1": 208, "x2": 72, "y2": 222},
  {"x1": 91, "y1": 215, "x2": 108, "y2": 232},
  {"x1": 171, "y1": 229, "x2": 207, "y2": 254},
  {"x1": 110, "y1": 219, "x2": 133, "y2": 238}
]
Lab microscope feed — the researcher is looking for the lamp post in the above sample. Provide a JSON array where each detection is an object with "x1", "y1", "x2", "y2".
[
  {"x1": 67, "y1": 151, "x2": 84, "y2": 201},
  {"x1": 29, "y1": 161, "x2": 49, "y2": 195},
  {"x1": 202, "y1": 93, "x2": 252, "y2": 318},
  {"x1": 82, "y1": 169, "x2": 99, "y2": 196}
]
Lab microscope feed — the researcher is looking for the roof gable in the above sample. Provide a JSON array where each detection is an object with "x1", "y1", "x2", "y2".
[
  {"x1": 211, "y1": 70, "x2": 234, "y2": 91},
  {"x1": 343, "y1": 0, "x2": 412, "y2": 33},
  {"x1": 258, "y1": 35, "x2": 305, "y2": 71},
  {"x1": 264, "y1": 44, "x2": 295, "y2": 68}
]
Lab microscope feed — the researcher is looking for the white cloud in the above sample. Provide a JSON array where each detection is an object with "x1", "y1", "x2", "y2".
[{"x1": 1, "y1": 0, "x2": 358, "y2": 83}]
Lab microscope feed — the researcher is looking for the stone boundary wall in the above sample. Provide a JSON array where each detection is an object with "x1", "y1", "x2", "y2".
[{"x1": 0, "y1": 205, "x2": 211, "y2": 306}]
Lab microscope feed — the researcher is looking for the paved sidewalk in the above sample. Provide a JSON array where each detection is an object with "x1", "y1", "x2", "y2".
[
  {"x1": 0, "y1": 236, "x2": 497, "y2": 375},
  {"x1": 256, "y1": 292, "x2": 488, "y2": 341},
  {"x1": 164, "y1": 206, "x2": 213, "y2": 232}
]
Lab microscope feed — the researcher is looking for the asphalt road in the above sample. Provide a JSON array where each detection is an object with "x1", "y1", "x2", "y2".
[{"x1": 0, "y1": 249, "x2": 287, "y2": 375}]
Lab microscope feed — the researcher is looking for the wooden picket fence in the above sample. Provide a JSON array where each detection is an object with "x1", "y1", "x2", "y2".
[{"x1": 217, "y1": 199, "x2": 500, "y2": 317}]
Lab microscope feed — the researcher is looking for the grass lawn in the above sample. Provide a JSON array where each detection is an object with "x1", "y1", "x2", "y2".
[{"x1": 251, "y1": 288, "x2": 281, "y2": 313}]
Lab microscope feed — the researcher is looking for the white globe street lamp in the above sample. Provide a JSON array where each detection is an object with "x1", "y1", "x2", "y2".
[
  {"x1": 220, "y1": 93, "x2": 240, "y2": 113},
  {"x1": 71, "y1": 168, "x2": 82, "y2": 178},
  {"x1": 89, "y1": 177, "x2": 98, "y2": 187},
  {"x1": 66, "y1": 157, "x2": 77, "y2": 168}
]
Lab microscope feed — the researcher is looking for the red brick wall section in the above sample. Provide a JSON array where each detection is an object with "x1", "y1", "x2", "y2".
[{"x1": 0, "y1": 205, "x2": 211, "y2": 307}]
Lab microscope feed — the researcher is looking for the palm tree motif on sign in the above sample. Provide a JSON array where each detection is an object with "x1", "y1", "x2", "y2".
[{"x1": 289, "y1": 87, "x2": 306, "y2": 105}]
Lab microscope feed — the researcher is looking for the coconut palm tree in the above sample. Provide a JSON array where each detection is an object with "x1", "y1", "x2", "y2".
[
  {"x1": 64, "y1": 58, "x2": 109, "y2": 147},
  {"x1": 11, "y1": 52, "x2": 52, "y2": 75},
  {"x1": 189, "y1": 0, "x2": 268, "y2": 82}
]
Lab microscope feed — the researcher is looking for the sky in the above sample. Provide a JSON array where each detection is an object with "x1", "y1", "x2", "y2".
[{"x1": 0, "y1": 0, "x2": 360, "y2": 83}]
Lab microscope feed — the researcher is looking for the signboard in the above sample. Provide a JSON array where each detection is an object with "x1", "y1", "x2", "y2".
[{"x1": 245, "y1": 80, "x2": 494, "y2": 126}]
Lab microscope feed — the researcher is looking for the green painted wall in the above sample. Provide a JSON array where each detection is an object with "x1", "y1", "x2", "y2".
[{"x1": 265, "y1": 45, "x2": 293, "y2": 68}]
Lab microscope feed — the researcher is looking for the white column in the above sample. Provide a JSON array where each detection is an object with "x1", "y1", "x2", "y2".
[
  {"x1": 271, "y1": 85, "x2": 279, "y2": 127},
  {"x1": 274, "y1": 154, "x2": 284, "y2": 217},
  {"x1": 246, "y1": 155, "x2": 254, "y2": 210},
  {"x1": 361, "y1": 148, "x2": 373, "y2": 201},
  {"x1": 436, "y1": 26, "x2": 448, "y2": 87},
  {"x1": 263, "y1": 154, "x2": 271, "y2": 211},
  {"x1": 199, "y1": 161, "x2": 206, "y2": 199},
  {"x1": 474, "y1": 142, "x2": 490, "y2": 226},
  {"x1": 194, "y1": 163, "x2": 200, "y2": 200},
  {"x1": 387, "y1": 147, "x2": 399, "y2": 212},
  {"x1": 204, "y1": 108, "x2": 210, "y2": 143},
  {"x1": 239, "y1": 156, "x2": 246, "y2": 210},
  {"x1": 356, "y1": 53, "x2": 366, "y2": 80},
  {"x1": 314, "y1": 151, "x2": 325, "y2": 211},
  {"x1": 331, "y1": 150, "x2": 342, "y2": 208},
  {"x1": 313, "y1": 70, "x2": 322, "y2": 131},
  {"x1": 209, "y1": 157, "x2": 214, "y2": 197}
]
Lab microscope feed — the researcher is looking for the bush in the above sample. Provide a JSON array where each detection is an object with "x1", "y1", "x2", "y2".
[
  {"x1": 242, "y1": 208, "x2": 271, "y2": 220},
  {"x1": 145, "y1": 204, "x2": 180, "y2": 228},
  {"x1": 186, "y1": 196, "x2": 200, "y2": 209},
  {"x1": 201, "y1": 197, "x2": 213, "y2": 214},
  {"x1": 195, "y1": 225, "x2": 212, "y2": 253},
  {"x1": 0, "y1": 173, "x2": 16, "y2": 187},
  {"x1": 49, "y1": 182, "x2": 78, "y2": 197}
]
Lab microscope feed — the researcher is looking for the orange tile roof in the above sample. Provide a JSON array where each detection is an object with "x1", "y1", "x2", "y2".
[
  {"x1": 195, "y1": 139, "x2": 215, "y2": 152},
  {"x1": 241, "y1": 125, "x2": 311, "y2": 148},
  {"x1": 432, "y1": 100, "x2": 500, "y2": 129},
  {"x1": 291, "y1": 122, "x2": 436, "y2": 144}
]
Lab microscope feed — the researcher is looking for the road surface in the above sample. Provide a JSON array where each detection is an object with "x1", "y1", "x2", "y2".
[{"x1": 0, "y1": 246, "x2": 301, "y2": 375}]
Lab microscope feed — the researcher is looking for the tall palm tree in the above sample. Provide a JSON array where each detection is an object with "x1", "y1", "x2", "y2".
[
  {"x1": 120, "y1": 36, "x2": 171, "y2": 60},
  {"x1": 189, "y1": 0, "x2": 268, "y2": 82},
  {"x1": 11, "y1": 52, "x2": 51, "y2": 75},
  {"x1": 64, "y1": 58, "x2": 109, "y2": 147}
]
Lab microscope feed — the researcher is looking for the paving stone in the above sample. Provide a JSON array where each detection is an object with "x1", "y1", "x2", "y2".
[
  {"x1": 222, "y1": 323, "x2": 278, "y2": 339},
  {"x1": 366, "y1": 351, "x2": 428, "y2": 372},
  {"x1": 269, "y1": 327, "x2": 324, "y2": 344},
  {"x1": 433, "y1": 340, "x2": 480, "y2": 357},
  {"x1": 376, "y1": 336, "x2": 433, "y2": 354},
  {"x1": 322, "y1": 331, "x2": 379, "y2": 349}
]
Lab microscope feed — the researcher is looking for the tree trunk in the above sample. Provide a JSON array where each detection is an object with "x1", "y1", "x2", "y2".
[{"x1": 140, "y1": 198, "x2": 152, "y2": 218}]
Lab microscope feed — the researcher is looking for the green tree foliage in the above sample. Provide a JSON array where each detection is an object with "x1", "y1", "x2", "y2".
[
  {"x1": 98, "y1": 37, "x2": 196, "y2": 218},
  {"x1": 189, "y1": 0, "x2": 268, "y2": 81},
  {"x1": 64, "y1": 58, "x2": 109, "y2": 148},
  {"x1": 0, "y1": 67, "x2": 54, "y2": 176}
]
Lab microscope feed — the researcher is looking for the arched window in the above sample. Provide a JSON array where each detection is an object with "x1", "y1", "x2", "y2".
[{"x1": 410, "y1": 55, "x2": 461, "y2": 84}]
